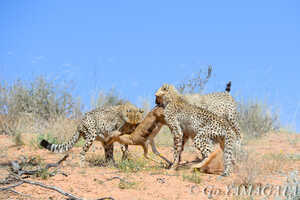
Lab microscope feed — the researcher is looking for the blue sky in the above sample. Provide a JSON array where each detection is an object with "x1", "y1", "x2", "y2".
[{"x1": 0, "y1": 1, "x2": 299, "y2": 132}]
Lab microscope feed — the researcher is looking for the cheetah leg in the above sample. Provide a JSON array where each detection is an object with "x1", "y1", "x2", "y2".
[
  {"x1": 220, "y1": 136, "x2": 236, "y2": 166},
  {"x1": 181, "y1": 134, "x2": 189, "y2": 152},
  {"x1": 219, "y1": 133, "x2": 234, "y2": 176},
  {"x1": 121, "y1": 144, "x2": 129, "y2": 160},
  {"x1": 170, "y1": 125, "x2": 184, "y2": 170},
  {"x1": 227, "y1": 112, "x2": 242, "y2": 149},
  {"x1": 80, "y1": 134, "x2": 96, "y2": 167},
  {"x1": 164, "y1": 114, "x2": 184, "y2": 170}
]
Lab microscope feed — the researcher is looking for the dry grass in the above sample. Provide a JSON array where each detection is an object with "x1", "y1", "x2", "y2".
[
  {"x1": 182, "y1": 171, "x2": 202, "y2": 184},
  {"x1": 238, "y1": 99, "x2": 280, "y2": 140},
  {"x1": 0, "y1": 76, "x2": 83, "y2": 149},
  {"x1": 261, "y1": 153, "x2": 289, "y2": 174},
  {"x1": 41, "y1": 116, "x2": 79, "y2": 142},
  {"x1": 234, "y1": 147, "x2": 262, "y2": 187},
  {"x1": 0, "y1": 76, "x2": 81, "y2": 121},
  {"x1": 86, "y1": 151, "x2": 162, "y2": 173}
]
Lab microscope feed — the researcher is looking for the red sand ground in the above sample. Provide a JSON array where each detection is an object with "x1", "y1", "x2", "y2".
[{"x1": 1, "y1": 132, "x2": 300, "y2": 200}]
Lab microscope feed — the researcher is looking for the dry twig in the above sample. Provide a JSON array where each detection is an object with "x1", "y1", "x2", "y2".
[{"x1": 0, "y1": 154, "x2": 115, "y2": 200}]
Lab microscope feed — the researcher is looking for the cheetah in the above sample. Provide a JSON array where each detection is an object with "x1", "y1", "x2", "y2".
[
  {"x1": 184, "y1": 81, "x2": 241, "y2": 147},
  {"x1": 156, "y1": 81, "x2": 241, "y2": 147},
  {"x1": 40, "y1": 102, "x2": 144, "y2": 166},
  {"x1": 155, "y1": 84, "x2": 237, "y2": 176}
]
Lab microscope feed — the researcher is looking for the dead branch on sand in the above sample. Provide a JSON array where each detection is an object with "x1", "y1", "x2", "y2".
[
  {"x1": 10, "y1": 154, "x2": 69, "y2": 177},
  {"x1": 0, "y1": 154, "x2": 115, "y2": 200}
]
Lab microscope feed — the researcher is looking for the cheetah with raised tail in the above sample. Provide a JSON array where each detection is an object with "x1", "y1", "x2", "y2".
[
  {"x1": 156, "y1": 81, "x2": 241, "y2": 147},
  {"x1": 155, "y1": 84, "x2": 238, "y2": 176},
  {"x1": 40, "y1": 102, "x2": 144, "y2": 166}
]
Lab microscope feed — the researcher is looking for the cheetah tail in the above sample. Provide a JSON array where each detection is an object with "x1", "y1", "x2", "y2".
[
  {"x1": 40, "y1": 131, "x2": 81, "y2": 153},
  {"x1": 225, "y1": 81, "x2": 231, "y2": 92}
]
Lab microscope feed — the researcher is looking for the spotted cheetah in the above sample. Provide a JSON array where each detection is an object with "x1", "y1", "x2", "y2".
[
  {"x1": 185, "y1": 82, "x2": 241, "y2": 146},
  {"x1": 40, "y1": 102, "x2": 144, "y2": 166},
  {"x1": 156, "y1": 81, "x2": 241, "y2": 147},
  {"x1": 155, "y1": 84, "x2": 237, "y2": 176}
]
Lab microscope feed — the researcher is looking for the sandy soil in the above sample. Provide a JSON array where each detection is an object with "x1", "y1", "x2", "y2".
[{"x1": 0, "y1": 131, "x2": 300, "y2": 200}]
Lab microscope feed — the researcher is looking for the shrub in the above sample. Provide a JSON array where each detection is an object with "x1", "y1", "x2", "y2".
[
  {"x1": 0, "y1": 76, "x2": 82, "y2": 136},
  {"x1": 91, "y1": 87, "x2": 127, "y2": 109},
  {"x1": 238, "y1": 99, "x2": 280, "y2": 139},
  {"x1": 176, "y1": 65, "x2": 212, "y2": 94},
  {"x1": 0, "y1": 76, "x2": 82, "y2": 120}
]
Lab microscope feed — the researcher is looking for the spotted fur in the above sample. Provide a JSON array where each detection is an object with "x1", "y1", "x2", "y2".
[
  {"x1": 155, "y1": 84, "x2": 237, "y2": 176},
  {"x1": 184, "y1": 81, "x2": 241, "y2": 147},
  {"x1": 40, "y1": 102, "x2": 144, "y2": 166}
]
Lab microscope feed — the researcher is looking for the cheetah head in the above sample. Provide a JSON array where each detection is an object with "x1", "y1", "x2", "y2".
[
  {"x1": 121, "y1": 102, "x2": 144, "y2": 125},
  {"x1": 155, "y1": 84, "x2": 178, "y2": 107}
]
